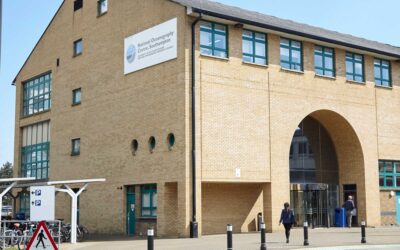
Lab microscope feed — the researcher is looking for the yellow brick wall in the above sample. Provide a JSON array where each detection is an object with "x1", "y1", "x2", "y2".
[{"x1": 380, "y1": 191, "x2": 397, "y2": 225}]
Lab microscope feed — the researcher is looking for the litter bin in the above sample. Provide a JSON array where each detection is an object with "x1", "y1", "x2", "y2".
[{"x1": 335, "y1": 208, "x2": 346, "y2": 227}]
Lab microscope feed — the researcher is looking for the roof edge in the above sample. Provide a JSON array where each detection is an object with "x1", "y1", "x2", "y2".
[
  {"x1": 191, "y1": 7, "x2": 400, "y2": 59},
  {"x1": 12, "y1": 1, "x2": 65, "y2": 85}
]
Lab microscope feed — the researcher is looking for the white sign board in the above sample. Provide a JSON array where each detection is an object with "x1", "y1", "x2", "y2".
[
  {"x1": 30, "y1": 186, "x2": 55, "y2": 221},
  {"x1": 124, "y1": 17, "x2": 177, "y2": 74}
]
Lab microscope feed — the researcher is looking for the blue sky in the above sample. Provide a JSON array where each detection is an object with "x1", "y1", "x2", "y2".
[{"x1": 0, "y1": 0, "x2": 399, "y2": 165}]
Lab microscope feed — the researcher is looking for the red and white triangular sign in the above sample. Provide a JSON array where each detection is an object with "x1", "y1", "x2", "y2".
[{"x1": 26, "y1": 221, "x2": 58, "y2": 250}]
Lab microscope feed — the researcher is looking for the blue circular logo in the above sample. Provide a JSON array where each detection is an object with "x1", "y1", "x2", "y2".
[{"x1": 126, "y1": 45, "x2": 136, "y2": 63}]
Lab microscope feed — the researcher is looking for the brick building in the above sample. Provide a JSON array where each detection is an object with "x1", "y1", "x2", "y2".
[{"x1": 12, "y1": 0, "x2": 400, "y2": 237}]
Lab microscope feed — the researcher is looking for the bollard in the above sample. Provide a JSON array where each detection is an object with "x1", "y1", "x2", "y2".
[
  {"x1": 303, "y1": 221, "x2": 309, "y2": 246},
  {"x1": 147, "y1": 228, "x2": 154, "y2": 250},
  {"x1": 260, "y1": 223, "x2": 267, "y2": 250},
  {"x1": 361, "y1": 221, "x2": 366, "y2": 244},
  {"x1": 227, "y1": 224, "x2": 233, "y2": 250}
]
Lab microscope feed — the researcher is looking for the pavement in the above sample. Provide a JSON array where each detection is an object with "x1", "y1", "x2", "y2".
[{"x1": 60, "y1": 226, "x2": 400, "y2": 250}]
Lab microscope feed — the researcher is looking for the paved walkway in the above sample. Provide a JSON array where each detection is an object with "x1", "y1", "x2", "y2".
[{"x1": 61, "y1": 227, "x2": 400, "y2": 250}]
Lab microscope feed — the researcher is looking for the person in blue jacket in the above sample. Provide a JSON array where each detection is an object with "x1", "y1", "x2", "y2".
[{"x1": 279, "y1": 202, "x2": 295, "y2": 243}]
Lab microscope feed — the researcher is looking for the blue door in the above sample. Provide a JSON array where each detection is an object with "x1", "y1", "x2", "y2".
[
  {"x1": 396, "y1": 192, "x2": 400, "y2": 225},
  {"x1": 126, "y1": 187, "x2": 136, "y2": 235}
]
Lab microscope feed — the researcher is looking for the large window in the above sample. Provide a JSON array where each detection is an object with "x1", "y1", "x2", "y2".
[
  {"x1": 346, "y1": 52, "x2": 364, "y2": 82},
  {"x1": 22, "y1": 73, "x2": 51, "y2": 117},
  {"x1": 21, "y1": 121, "x2": 50, "y2": 180},
  {"x1": 374, "y1": 59, "x2": 391, "y2": 87},
  {"x1": 280, "y1": 38, "x2": 302, "y2": 71},
  {"x1": 200, "y1": 21, "x2": 228, "y2": 58},
  {"x1": 242, "y1": 30, "x2": 267, "y2": 65},
  {"x1": 379, "y1": 160, "x2": 400, "y2": 188},
  {"x1": 141, "y1": 184, "x2": 157, "y2": 217},
  {"x1": 315, "y1": 46, "x2": 335, "y2": 77},
  {"x1": 19, "y1": 192, "x2": 30, "y2": 216}
]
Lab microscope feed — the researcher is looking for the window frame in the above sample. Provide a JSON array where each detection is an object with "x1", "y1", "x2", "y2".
[
  {"x1": 141, "y1": 184, "x2": 157, "y2": 218},
  {"x1": 346, "y1": 52, "x2": 365, "y2": 82},
  {"x1": 22, "y1": 72, "x2": 52, "y2": 117},
  {"x1": 379, "y1": 160, "x2": 400, "y2": 188},
  {"x1": 21, "y1": 142, "x2": 50, "y2": 180},
  {"x1": 19, "y1": 192, "x2": 30, "y2": 216},
  {"x1": 97, "y1": 0, "x2": 108, "y2": 16},
  {"x1": 242, "y1": 29, "x2": 268, "y2": 65},
  {"x1": 72, "y1": 88, "x2": 82, "y2": 106},
  {"x1": 374, "y1": 58, "x2": 392, "y2": 87},
  {"x1": 74, "y1": 0, "x2": 83, "y2": 11},
  {"x1": 200, "y1": 21, "x2": 228, "y2": 58},
  {"x1": 280, "y1": 38, "x2": 303, "y2": 71},
  {"x1": 71, "y1": 138, "x2": 81, "y2": 156},
  {"x1": 314, "y1": 45, "x2": 335, "y2": 77},
  {"x1": 73, "y1": 39, "x2": 83, "y2": 57}
]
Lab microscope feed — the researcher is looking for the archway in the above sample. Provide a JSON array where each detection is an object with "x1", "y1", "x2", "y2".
[{"x1": 288, "y1": 110, "x2": 365, "y2": 227}]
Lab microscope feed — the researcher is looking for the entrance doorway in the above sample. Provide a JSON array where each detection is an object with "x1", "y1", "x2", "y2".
[
  {"x1": 343, "y1": 184, "x2": 357, "y2": 227},
  {"x1": 289, "y1": 116, "x2": 339, "y2": 227},
  {"x1": 126, "y1": 186, "x2": 136, "y2": 235}
]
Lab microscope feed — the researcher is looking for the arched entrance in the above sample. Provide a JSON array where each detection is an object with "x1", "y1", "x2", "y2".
[{"x1": 288, "y1": 110, "x2": 365, "y2": 227}]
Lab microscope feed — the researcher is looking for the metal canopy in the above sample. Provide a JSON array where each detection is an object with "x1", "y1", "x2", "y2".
[{"x1": 0, "y1": 178, "x2": 106, "y2": 244}]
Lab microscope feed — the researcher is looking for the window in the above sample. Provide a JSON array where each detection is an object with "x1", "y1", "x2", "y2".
[
  {"x1": 148, "y1": 136, "x2": 156, "y2": 153},
  {"x1": 374, "y1": 59, "x2": 391, "y2": 87},
  {"x1": 74, "y1": 0, "x2": 83, "y2": 11},
  {"x1": 22, "y1": 73, "x2": 51, "y2": 116},
  {"x1": 379, "y1": 160, "x2": 400, "y2": 188},
  {"x1": 131, "y1": 139, "x2": 139, "y2": 155},
  {"x1": 200, "y1": 21, "x2": 228, "y2": 58},
  {"x1": 280, "y1": 38, "x2": 302, "y2": 71},
  {"x1": 73, "y1": 39, "x2": 83, "y2": 56},
  {"x1": 141, "y1": 185, "x2": 157, "y2": 217},
  {"x1": 346, "y1": 52, "x2": 364, "y2": 82},
  {"x1": 21, "y1": 121, "x2": 50, "y2": 180},
  {"x1": 167, "y1": 133, "x2": 175, "y2": 149},
  {"x1": 72, "y1": 88, "x2": 81, "y2": 105},
  {"x1": 298, "y1": 142, "x2": 307, "y2": 156},
  {"x1": 242, "y1": 30, "x2": 267, "y2": 65},
  {"x1": 315, "y1": 46, "x2": 335, "y2": 77},
  {"x1": 98, "y1": 0, "x2": 107, "y2": 15},
  {"x1": 20, "y1": 193, "x2": 30, "y2": 216},
  {"x1": 71, "y1": 138, "x2": 81, "y2": 156}
]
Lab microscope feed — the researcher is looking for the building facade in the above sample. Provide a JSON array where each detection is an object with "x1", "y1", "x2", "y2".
[{"x1": 12, "y1": 0, "x2": 400, "y2": 237}]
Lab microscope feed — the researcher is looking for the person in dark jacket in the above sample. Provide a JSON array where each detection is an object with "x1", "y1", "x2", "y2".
[
  {"x1": 343, "y1": 195, "x2": 355, "y2": 228},
  {"x1": 279, "y1": 202, "x2": 295, "y2": 243}
]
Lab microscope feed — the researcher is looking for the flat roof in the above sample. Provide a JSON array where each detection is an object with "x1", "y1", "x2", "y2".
[{"x1": 172, "y1": 0, "x2": 400, "y2": 58}]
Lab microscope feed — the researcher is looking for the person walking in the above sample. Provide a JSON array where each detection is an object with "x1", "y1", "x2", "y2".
[
  {"x1": 36, "y1": 229, "x2": 47, "y2": 248},
  {"x1": 279, "y1": 202, "x2": 295, "y2": 243},
  {"x1": 343, "y1": 195, "x2": 355, "y2": 228}
]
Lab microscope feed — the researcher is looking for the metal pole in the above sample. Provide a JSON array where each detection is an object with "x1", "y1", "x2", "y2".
[
  {"x1": 303, "y1": 221, "x2": 309, "y2": 246},
  {"x1": 147, "y1": 228, "x2": 154, "y2": 250},
  {"x1": 361, "y1": 220, "x2": 366, "y2": 244},
  {"x1": 260, "y1": 223, "x2": 266, "y2": 250},
  {"x1": 227, "y1": 224, "x2": 233, "y2": 250},
  {"x1": 71, "y1": 195, "x2": 77, "y2": 244}
]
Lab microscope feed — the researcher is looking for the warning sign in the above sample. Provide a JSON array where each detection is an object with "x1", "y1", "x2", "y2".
[{"x1": 26, "y1": 221, "x2": 58, "y2": 250}]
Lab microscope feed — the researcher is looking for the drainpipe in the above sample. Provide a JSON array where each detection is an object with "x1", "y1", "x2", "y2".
[{"x1": 190, "y1": 12, "x2": 202, "y2": 238}]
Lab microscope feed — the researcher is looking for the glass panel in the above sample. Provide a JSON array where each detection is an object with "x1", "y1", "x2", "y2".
[
  {"x1": 315, "y1": 68, "x2": 323, "y2": 75},
  {"x1": 200, "y1": 47, "x2": 212, "y2": 55},
  {"x1": 325, "y1": 48, "x2": 333, "y2": 55},
  {"x1": 397, "y1": 176, "x2": 400, "y2": 187},
  {"x1": 142, "y1": 193, "x2": 150, "y2": 207},
  {"x1": 354, "y1": 62, "x2": 363, "y2": 75},
  {"x1": 200, "y1": 31, "x2": 212, "y2": 46},
  {"x1": 382, "y1": 60, "x2": 389, "y2": 67},
  {"x1": 142, "y1": 209, "x2": 151, "y2": 216},
  {"x1": 100, "y1": 0, "x2": 107, "y2": 13},
  {"x1": 292, "y1": 50, "x2": 301, "y2": 64},
  {"x1": 374, "y1": 66, "x2": 381, "y2": 79},
  {"x1": 355, "y1": 75, "x2": 363, "y2": 82},
  {"x1": 213, "y1": 50, "x2": 227, "y2": 58},
  {"x1": 379, "y1": 161, "x2": 384, "y2": 172},
  {"x1": 385, "y1": 162, "x2": 393, "y2": 173},
  {"x1": 152, "y1": 193, "x2": 157, "y2": 207},
  {"x1": 280, "y1": 47, "x2": 289, "y2": 62},
  {"x1": 255, "y1": 42, "x2": 265, "y2": 57},
  {"x1": 242, "y1": 30, "x2": 252, "y2": 38},
  {"x1": 324, "y1": 56, "x2": 333, "y2": 70},
  {"x1": 255, "y1": 33, "x2": 265, "y2": 41},
  {"x1": 382, "y1": 68, "x2": 389, "y2": 81},
  {"x1": 354, "y1": 54, "x2": 362, "y2": 61},
  {"x1": 292, "y1": 41, "x2": 301, "y2": 48},
  {"x1": 242, "y1": 39, "x2": 253, "y2": 54},
  {"x1": 374, "y1": 59, "x2": 380, "y2": 66},
  {"x1": 386, "y1": 176, "x2": 393, "y2": 187},
  {"x1": 315, "y1": 54, "x2": 323, "y2": 68},
  {"x1": 214, "y1": 34, "x2": 226, "y2": 50},
  {"x1": 395, "y1": 162, "x2": 400, "y2": 173},
  {"x1": 254, "y1": 57, "x2": 266, "y2": 65},
  {"x1": 280, "y1": 38, "x2": 289, "y2": 46},
  {"x1": 281, "y1": 62, "x2": 290, "y2": 69},
  {"x1": 379, "y1": 176, "x2": 384, "y2": 186},
  {"x1": 315, "y1": 46, "x2": 323, "y2": 53},
  {"x1": 151, "y1": 209, "x2": 157, "y2": 216},
  {"x1": 200, "y1": 21, "x2": 212, "y2": 29},
  {"x1": 243, "y1": 55, "x2": 252, "y2": 63},
  {"x1": 346, "y1": 53, "x2": 353, "y2": 59},
  {"x1": 346, "y1": 61, "x2": 353, "y2": 74},
  {"x1": 214, "y1": 24, "x2": 226, "y2": 32},
  {"x1": 325, "y1": 70, "x2": 334, "y2": 77}
]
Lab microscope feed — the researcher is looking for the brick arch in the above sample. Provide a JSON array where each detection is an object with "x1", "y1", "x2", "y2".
[{"x1": 290, "y1": 109, "x2": 366, "y2": 223}]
